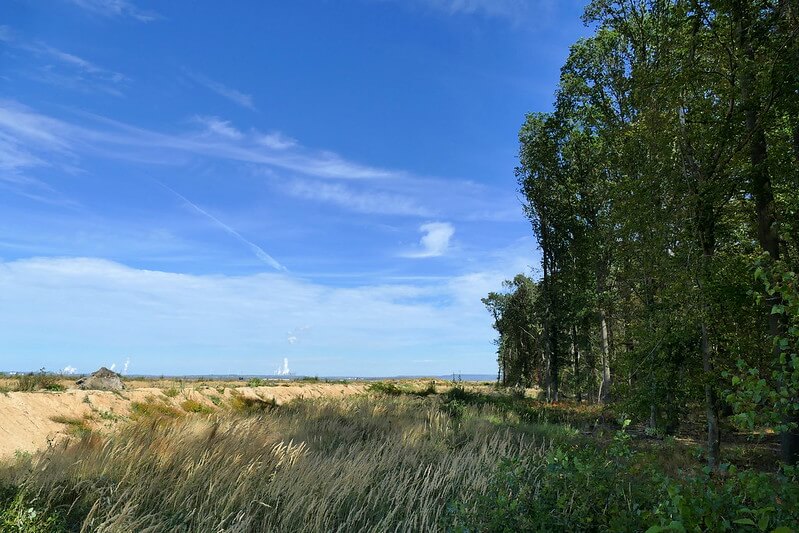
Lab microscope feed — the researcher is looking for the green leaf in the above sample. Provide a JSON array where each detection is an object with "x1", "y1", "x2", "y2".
[{"x1": 733, "y1": 518, "x2": 756, "y2": 526}]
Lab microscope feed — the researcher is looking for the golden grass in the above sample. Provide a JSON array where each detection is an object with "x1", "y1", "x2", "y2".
[{"x1": 8, "y1": 395, "x2": 551, "y2": 532}]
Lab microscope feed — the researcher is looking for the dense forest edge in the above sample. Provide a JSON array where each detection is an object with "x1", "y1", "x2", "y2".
[{"x1": 2, "y1": 0, "x2": 799, "y2": 531}]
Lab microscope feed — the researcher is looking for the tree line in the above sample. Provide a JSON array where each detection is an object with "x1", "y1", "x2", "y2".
[{"x1": 484, "y1": 0, "x2": 799, "y2": 466}]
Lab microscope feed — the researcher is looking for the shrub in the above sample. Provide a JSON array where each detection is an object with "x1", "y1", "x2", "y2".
[
  {"x1": 228, "y1": 392, "x2": 277, "y2": 414},
  {"x1": 130, "y1": 399, "x2": 183, "y2": 419},
  {"x1": 15, "y1": 370, "x2": 63, "y2": 392},
  {"x1": 247, "y1": 378, "x2": 264, "y2": 387},
  {"x1": 180, "y1": 399, "x2": 213, "y2": 414},
  {"x1": 367, "y1": 381, "x2": 403, "y2": 395},
  {"x1": 0, "y1": 486, "x2": 65, "y2": 533}
]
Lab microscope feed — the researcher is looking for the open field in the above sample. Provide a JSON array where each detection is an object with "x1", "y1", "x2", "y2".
[
  {"x1": 1, "y1": 381, "x2": 797, "y2": 532},
  {"x1": 0, "y1": 378, "x2": 374, "y2": 460}
]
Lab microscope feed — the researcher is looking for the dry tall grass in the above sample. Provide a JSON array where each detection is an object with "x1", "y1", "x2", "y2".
[{"x1": 4, "y1": 394, "x2": 552, "y2": 532}]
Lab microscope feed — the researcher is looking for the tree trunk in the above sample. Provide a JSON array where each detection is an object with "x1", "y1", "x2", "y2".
[
  {"x1": 572, "y1": 325, "x2": 581, "y2": 403},
  {"x1": 599, "y1": 308, "x2": 611, "y2": 404},
  {"x1": 702, "y1": 321, "x2": 721, "y2": 468},
  {"x1": 737, "y1": 5, "x2": 799, "y2": 464}
]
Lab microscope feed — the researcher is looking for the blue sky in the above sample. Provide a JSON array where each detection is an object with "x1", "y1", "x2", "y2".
[{"x1": 0, "y1": 0, "x2": 589, "y2": 376}]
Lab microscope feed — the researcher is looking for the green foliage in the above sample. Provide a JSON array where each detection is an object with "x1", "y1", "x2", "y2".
[
  {"x1": 48, "y1": 416, "x2": 92, "y2": 438},
  {"x1": 180, "y1": 399, "x2": 213, "y2": 414},
  {"x1": 366, "y1": 381, "x2": 403, "y2": 395},
  {"x1": 451, "y1": 444, "x2": 799, "y2": 532},
  {"x1": 727, "y1": 258, "x2": 799, "y2": 434},
  {"x1": 247, "y1": 377, "x2": 264, "y2": 387},
  {"x1": 162, "y1": 386, "x2": 180, "y2": 398},
  {"x1": 449, "y1": 427, "x2": 664, "y2": 531},
  {"x1": 130, "y1": 399, "x2": 183, "y2": 419},
  {"x1": 15, "y1": 370, "x2": 63, "y2": 392},
  {"x1": 228, "y1": 392, "x2": 276, "y2": 413},
  {"x1": 0, "y1": 487, "x2": 65, "y2": 533},
  {"x1": 648, "y1": 465, "x2": 799, "y2": 533}
]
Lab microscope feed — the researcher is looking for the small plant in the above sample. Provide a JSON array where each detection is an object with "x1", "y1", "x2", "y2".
[
  {"x1": 180, "y1": 399, "x2": 213, "y2": 414},
  {"x1": 15, "y1": 369, "x2": 63, "y2": 392},
  {"x1": 414, "y1": 382, "x2": 437, "y2": 396},
  {"x1": 98, "y1": 410, "x2": 121, "y2": 422},
  {"x1": 49, "y1": 416, "x2": 92, "y2": 438},
  {"x1": 367, "y1": 381, "x2": 403, "y2": 395},
  {"x1": 130, "y1": 399, "x2": 183, "y2": 419},
  {"x1": 0, "y1": 487, "x2": 65, "y2": 532},
  {"x1": 247, "y1": 378, "x2": 264, "y2": 387},
  {"x1": 229, "y1": 392, "x2": 277, "y2": 414},
  {"x1": 163, "y1": 387, "x2": 180, "y2": 398},
  {"x1": 208, "y1": 394, "x2": 223, "y2": 406}
]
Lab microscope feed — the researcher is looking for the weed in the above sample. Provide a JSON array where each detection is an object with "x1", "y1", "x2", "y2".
[
  {"x1": 15, "y1": 370, "x2": 63, "y2": 392},
  {"x1": 48, "y1": 416, "x2": 91, "y2": 438},
  {"x1": 228, "y1": 392, "x2": 277, "y2": 414},
  {"x1": 180, "y1": 399, "x2": 213, "y2": 414},
  {"x1": 367, "y1": 381, "x2": 403, "y2": 395},
  {"x1": 163, "y1": 387, "x2": 180, "y2": 398},
  {"x1": 130, "y1": 399, "x2": 183, "y2": 420}
]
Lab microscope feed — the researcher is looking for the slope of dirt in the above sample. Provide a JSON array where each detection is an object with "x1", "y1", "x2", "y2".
[{"x1": 0, "y1": 383, "x2": 367, "y2": 460}]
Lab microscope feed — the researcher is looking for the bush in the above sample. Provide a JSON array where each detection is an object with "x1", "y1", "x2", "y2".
[
  {"x1": 450, "y1": 426, "x2": 799, "y2": 532},
  {"x1": 180, "y1": 399, "x2": 213, "y2": 414},
  {"x1": 228, "y1": 392, "x2": 277, "y2": 414},
  {"x1": 367, "y1": 381, "x2": 403, "y2": 395},
  {"x1": 15, "y1": 370, "x2": 64, "y2": 392},
  {"x1": 130, "y1": 399, "x2": 183, "y2": 419},
  {"x1": 0, "y1": 486, "x2": 65, "y2": 532}
]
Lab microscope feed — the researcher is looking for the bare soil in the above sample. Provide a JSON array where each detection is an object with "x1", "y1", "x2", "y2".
[{"x1": 0, "y1": 382, "x2": 368, "y2": 459}]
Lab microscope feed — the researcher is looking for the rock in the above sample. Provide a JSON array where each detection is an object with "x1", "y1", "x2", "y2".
[{"x1": 76, "y1": 367, "x2": 125, "y2": 391}]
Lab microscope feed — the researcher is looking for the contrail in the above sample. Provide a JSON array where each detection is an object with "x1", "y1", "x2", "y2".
[{"x1": 156, "y1": 181, "x2": 287, "y2": 272}]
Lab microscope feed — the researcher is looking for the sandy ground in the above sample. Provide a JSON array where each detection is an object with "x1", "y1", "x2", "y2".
[{"x1": 0, "y1": 383, "x2": 368, "y2": 460}]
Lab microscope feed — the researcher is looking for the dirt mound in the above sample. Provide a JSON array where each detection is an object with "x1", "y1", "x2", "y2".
[
  {"x1": 0, "y1": 382, "x2": 368, "y2": 459},
  {"x1": 76, "y1": 367, "x2": 125, "y2": 391}
]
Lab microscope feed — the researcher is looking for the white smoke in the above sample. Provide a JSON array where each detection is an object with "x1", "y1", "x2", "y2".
[
  {"x1": 274, "y1": 358, "x2": 291, "y2": 376},
  {"x1": 63, "y1": 365, "x2": 77, "y2": 375},
  {"x1": 110, "y1": 363, "x2": 116, "y2": 371},
  {"x1": 123, "y1": 357, "x2": 130, "y2": 374}
]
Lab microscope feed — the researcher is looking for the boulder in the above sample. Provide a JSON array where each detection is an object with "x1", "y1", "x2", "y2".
[{"x1": 76, "y1": 367, "x2": 125, "y2": 391}]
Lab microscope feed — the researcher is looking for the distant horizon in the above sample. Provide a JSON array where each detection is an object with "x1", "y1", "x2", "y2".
[{"x1": 2, "y1": 368, "x2": 497, "y2": 381}]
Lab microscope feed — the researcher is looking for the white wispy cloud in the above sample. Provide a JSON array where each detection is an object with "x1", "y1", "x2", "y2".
[
  {"x1": 402, "y1": 222, "x2": 455, "y2": 258},
  {"x1": 0, "y1": 102, "x2": 77, "y2": 205},
  {"x1": 0, "y1": 101, "x2": 523, "y2": 221},
  {"x1": 158, "y1": 182, "x2": 286, "y2": 272},
  {"x1": 284, "y1": 179, "x2": 433, "y2": 217},
  {"x1": 381, "y1": 0, "x2": 532, "y2": 19},
  {"x1": 257, "y1": 132, "x2": 297, "y2": 150},
  {"x1": 1, "y1": 29, "x2": 128, "y2": 95},
  {"x1": 0, "y1": 103, "x2": 400, "y2": 180},
  {"x1": 0, "y1": 255, "x2": 527, "y2": 375},
  {"x1": 184, "y1": 70, "x2": 256, "y2": 110},
  {"x1": 193, "y1": 115, "x2": 244, "y2": 140},
  {"x1": 66, "y1": 0, "x2": 160, "y2": 22}
]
